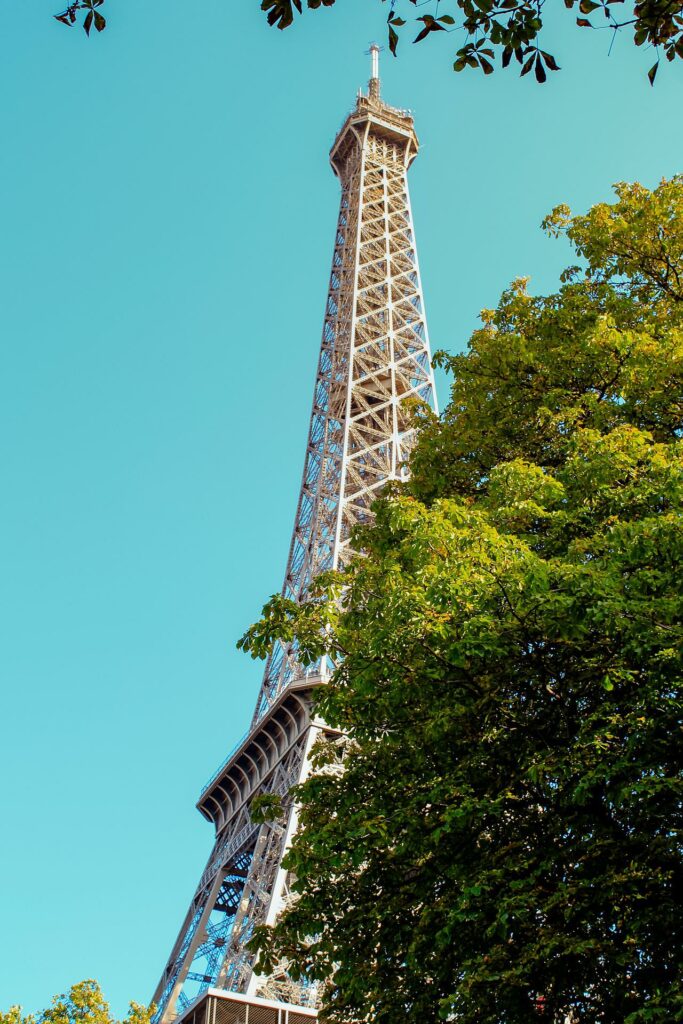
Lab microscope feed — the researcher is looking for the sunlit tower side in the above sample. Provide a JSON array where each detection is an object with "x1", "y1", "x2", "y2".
[{"x1": 152, "y1": 47, "x2": 437, "y2": 1024}]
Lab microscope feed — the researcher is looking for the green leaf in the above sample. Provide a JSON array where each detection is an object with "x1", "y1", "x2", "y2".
[{"x1": 239, "y1": 149, "x2": 683, "y2": 1024}]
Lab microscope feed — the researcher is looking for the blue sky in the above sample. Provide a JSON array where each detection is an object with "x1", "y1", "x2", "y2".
[{"x1": 0, "y1": 0, "x2": 680, "y2": 1016}]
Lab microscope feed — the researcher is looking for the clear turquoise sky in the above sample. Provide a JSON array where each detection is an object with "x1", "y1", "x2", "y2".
[{"x1": 0, "y1": 0, "x2": 680, "y2": 1016}]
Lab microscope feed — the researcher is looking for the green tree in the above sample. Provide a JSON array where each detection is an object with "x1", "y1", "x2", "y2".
[
  {"x1": 1, "y1": 981, "x2": 154, "y2": 1024},
  {"x1": 239, "y1": 177, "x2": 683, "y2": 1024},
  {"x1": 54, "y1": 0, "x2": 683, "y2": 84}
]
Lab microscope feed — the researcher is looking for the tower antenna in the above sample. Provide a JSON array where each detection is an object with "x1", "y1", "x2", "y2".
[{"x1": 366, "y1": 41, "x2": 381, "y2": 100}]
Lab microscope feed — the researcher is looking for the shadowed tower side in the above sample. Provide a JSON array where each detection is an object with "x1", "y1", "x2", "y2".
[{"x1": 152, "y1": 47, "x2": 437, "y2": 1024}]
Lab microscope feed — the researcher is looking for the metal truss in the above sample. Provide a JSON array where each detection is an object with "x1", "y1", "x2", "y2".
[
  {"x1": 153, "y1": 726, "x2": 309, "y2": 1020},
  {"x1": 252, "y1": 71, "x2": 436, "y2": 724},
  {"x1": 153, "y1": 53, "x2": 436, "y2": 1024}
]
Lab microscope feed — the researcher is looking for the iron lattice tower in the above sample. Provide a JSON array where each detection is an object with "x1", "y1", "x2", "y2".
[{"x1": 152, "y1": 49, "x2": 437, "y2": 1024}]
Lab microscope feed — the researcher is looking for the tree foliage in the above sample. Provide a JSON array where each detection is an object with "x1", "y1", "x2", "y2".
[
  {"x1": 54, "y1": 0, "x2": 683, "y2": 84},
  {"x1": 239, "y1": 177, "x2": 683, "y2": 1024},
  {"x1": 1, "y1": 981, "x2": 154, "y2": 1024}
]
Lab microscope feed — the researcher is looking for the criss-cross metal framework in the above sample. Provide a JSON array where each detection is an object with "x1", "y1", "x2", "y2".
[{"x1": 152, "y1": 52, "x2": 437, "y2": 1024}]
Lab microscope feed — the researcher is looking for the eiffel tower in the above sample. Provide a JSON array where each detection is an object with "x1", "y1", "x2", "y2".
[{"x1": 152, "y1": 47, "x2": 437, "y2": 1024}]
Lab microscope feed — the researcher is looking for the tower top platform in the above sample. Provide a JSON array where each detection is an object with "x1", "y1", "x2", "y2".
[{"x1": 329, "y1": 48, "x2": 419, "y2": 176}]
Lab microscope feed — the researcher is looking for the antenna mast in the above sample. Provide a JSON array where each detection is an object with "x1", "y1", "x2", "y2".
[{"x1": 368, "y1": 42, "x2": 380, "y2": 100}]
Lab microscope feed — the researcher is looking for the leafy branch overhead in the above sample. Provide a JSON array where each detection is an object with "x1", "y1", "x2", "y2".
[
  {"x1": 54, "y1": 0, "x2": 683, "y2": 82},
  {"x1": 54, "y1": 0, "x2": 105, "y2": 34}
]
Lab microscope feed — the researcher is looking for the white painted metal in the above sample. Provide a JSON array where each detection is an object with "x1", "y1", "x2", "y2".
[
  {"x1": 244, "y1": 723, "x2": 323, "y2": 1006},
  {"x1": 251, "y1": 68, "x2": 437, "y2": 723},
  {"x1": 370, "y1": 43, "x2": 379, "y2": 82},
  {"x1": 152, "y1": 59, "x2": 437, "y2": 1024}
]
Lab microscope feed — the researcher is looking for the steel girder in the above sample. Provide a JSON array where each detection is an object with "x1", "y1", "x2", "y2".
[
  {"x1": 252, "y1": 90, "x2": 437, "y2": 724},
  {"x1": 153, "y1": 739, "x2": 308, "y2": 1021},
  {"x1": 152, "y1": 75, "x2": 436, "y2": 1024}
]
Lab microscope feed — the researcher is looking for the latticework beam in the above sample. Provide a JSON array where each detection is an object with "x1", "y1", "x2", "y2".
[{"x1": 152, "y1": 58, "x2": 436, "y2": 1024}]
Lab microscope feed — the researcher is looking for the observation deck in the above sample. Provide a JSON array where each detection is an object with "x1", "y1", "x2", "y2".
[
  {"x1": 197, "y1": 674, "x2": 325, "y2": 833},
  {"x1": 330, "y1": 84, "x2": 419, "y2": 177}
]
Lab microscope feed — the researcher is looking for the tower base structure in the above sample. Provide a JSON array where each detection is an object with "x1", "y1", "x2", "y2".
[
  {"x1": 153, "y1": 677, "x2": 326, "y2": 1020},
  {"x1": 179, "y1": 989, "x2": 318, "y2": 1024}
]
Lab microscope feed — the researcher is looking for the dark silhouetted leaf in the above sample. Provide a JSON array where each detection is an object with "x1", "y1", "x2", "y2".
[
  {"x1": 648, "y1": 59, "x2": 659, "y2": 84},
  {"x1": 388, "y1": 24, "x2": 399, "y2": 55},
  {"x1": 541, "y1": 50, "x2": 560, "y2": 70},
  {"x1": 413, "y1": 18, "x2": 445, "y2": 43},
  {"x1": 261, "y1": 0, "x2": 299, "y2": 30},
  {"x1": 521, "y1": 53, "x2": 535, "y2": 74}
]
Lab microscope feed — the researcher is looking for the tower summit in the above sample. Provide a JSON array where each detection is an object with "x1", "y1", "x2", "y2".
[{"x1": 152, "y1": 55, "x2": 437, "y2": 1024}]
